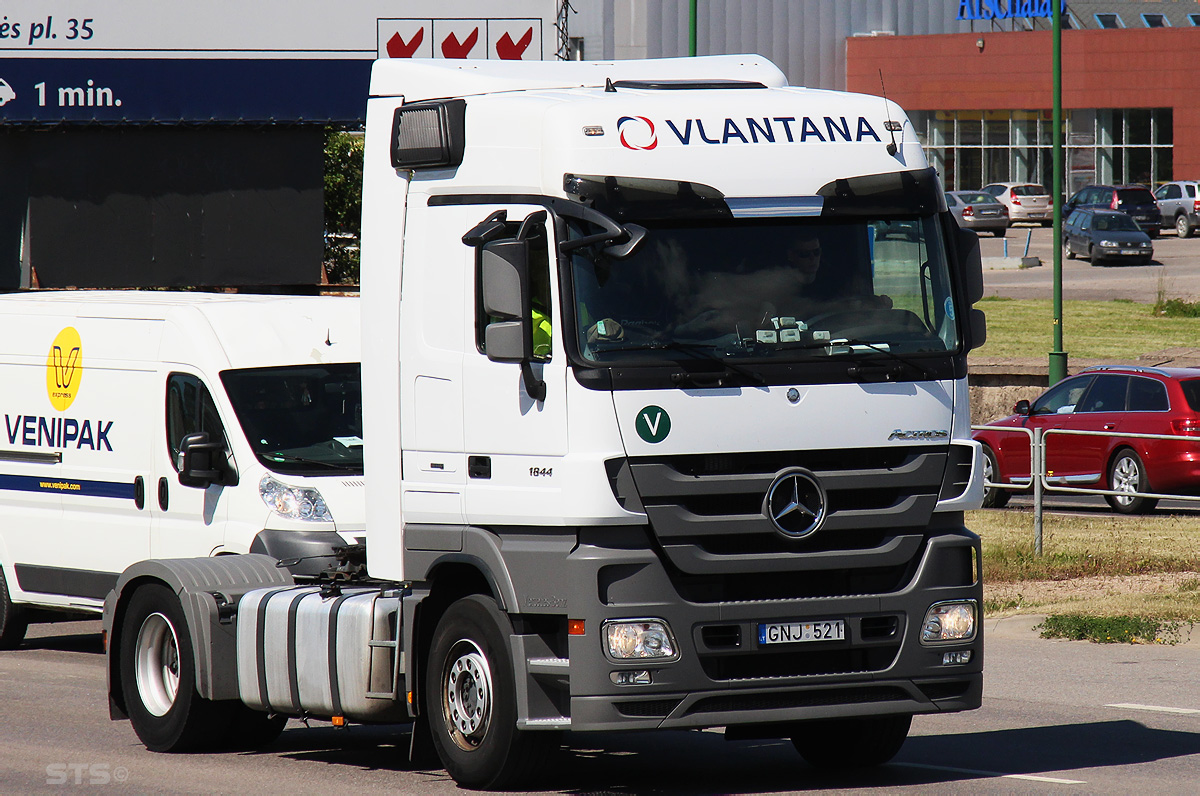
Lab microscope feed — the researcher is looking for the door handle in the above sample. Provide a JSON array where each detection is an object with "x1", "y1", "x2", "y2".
[
  {"x1": 158, "y1": 476, "x2": 169, "y2": 511},
  {"x1": 134, "y1": 476, "x2": 145, "y2": 510},
  {"x1": 1103, "y1": 424, "x2": 1117, "y2": 430}
]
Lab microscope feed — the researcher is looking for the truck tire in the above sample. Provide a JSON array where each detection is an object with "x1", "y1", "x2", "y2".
[
  {"x1": 980, "y1": 446, "x2": 1010, "y2": 509},
  {"x1": 119, "y1": 583, "x2": 230, "y2": 752},
  {"x1": 1105, "y1": 449, "x2": 1157, "y2": 515},
  {"x1": 425, "y1": 594, "x2": 550, "y2": 789},
  {"x1": 0, "y1": 566, "x2": 29, "y2": 650},
  {"x1": 791, "y1": 714, "x2": 912, "y2": 768}
]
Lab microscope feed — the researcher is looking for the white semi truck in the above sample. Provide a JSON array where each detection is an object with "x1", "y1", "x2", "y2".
[{"x1": 104, "y1": 55, "x2": 988, "y2": 789}]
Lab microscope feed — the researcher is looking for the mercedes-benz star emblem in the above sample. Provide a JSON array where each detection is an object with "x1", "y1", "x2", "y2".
[{"x1": 763, "y1": 468, "x2": 826, "y2": 539}]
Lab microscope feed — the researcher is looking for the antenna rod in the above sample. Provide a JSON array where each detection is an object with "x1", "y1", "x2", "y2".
[{"x1": 878, "y1": 69, "x2": 899, "y2": 156}]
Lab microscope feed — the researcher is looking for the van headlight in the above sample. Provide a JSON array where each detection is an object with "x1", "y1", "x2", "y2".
[
  {"x1": 921, "y1": 601, "x2": 976, "y2": 643},
  {"x1": 259, "y1": 475, "x2": 333, "y2": 522}
]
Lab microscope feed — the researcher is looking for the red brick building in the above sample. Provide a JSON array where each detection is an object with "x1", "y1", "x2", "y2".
[{"x1": 847, "y1": 27, "x2": 1200, "y2": 191}]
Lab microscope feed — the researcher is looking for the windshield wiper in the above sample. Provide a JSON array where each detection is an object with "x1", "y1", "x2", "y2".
[
  {"x1": 595, "y1": 341, "x2": 766, "y2": 386},
  {"x1": 820, "y1": 338, "x2": 935, "y2": 380},
  {"x1": 262, "y1": 452, "x2": 358, "y2": 470}
]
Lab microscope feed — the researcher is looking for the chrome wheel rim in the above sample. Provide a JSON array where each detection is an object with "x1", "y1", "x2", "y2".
[
  {"x1": 442, "y1": 639, "x2": 493, "y2": 750},
  {"x1": 134, "y1": 612, "x2": 180, "y2": 717},
  {"x1": 1178, "y1": 217, "x2": 1189, "y2": 237},
  {"x1": 1112, "y1": 457, "x2": 1140, "y2": 506}
]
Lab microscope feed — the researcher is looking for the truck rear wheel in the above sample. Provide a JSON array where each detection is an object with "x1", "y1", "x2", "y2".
[
  {"x1": 119, "y1": 584, "x2": 229, "y2": 752},
  {"x1": 0, "y1": 566, "x2": 29, "y2": 650},
  {"x1": 791, "y1": 714, "x2": 912, "y2": 768},
  {"x1": 425, "y1": 595, "x2": 550, "y2": 789}
]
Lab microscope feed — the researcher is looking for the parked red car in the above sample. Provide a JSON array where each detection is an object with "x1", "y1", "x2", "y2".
[{"x1": 973, "y1": 366, "x2": 1200, "y2": 514}]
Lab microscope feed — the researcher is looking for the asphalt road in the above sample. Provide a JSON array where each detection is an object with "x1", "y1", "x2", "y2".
[
  {"x1": 977, "y1": 222, "x2": 1200, "y2": 302},
  {"x1": 2, "y1": 619, "x2": 1198, "y2": 795}
]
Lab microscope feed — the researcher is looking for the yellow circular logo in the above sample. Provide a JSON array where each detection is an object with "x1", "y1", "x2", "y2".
[{"x1": 46, "y1": 327, "x2": 83, "y2": 412}]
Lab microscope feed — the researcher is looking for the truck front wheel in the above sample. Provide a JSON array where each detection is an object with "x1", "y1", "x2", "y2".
[
  {"x1": 119, "y1": 584, "x2": 229, "y2": 752},
  {"x1": 425, "y1": 595, "x2": 550, "y2": 789},
  {"x1": 790, "y1": 714, "x2": 912, "y2": 768}
]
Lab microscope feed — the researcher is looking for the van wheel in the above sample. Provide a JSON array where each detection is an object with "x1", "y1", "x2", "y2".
[
  {"x1": 0, "y1": 567, "x2": 29, "y2": 650},
  {"x1": 1105, "y1": 450, "x2": 1157, "y2": 515},
  {"x1": 119, "y1": 584, "x2": 230, "y2": 751},
  {"x1": 425, "y1": 595, "x2": 551, "y2": 789},
  {"x1": 981, "y1": 446, "x2": 1010, "y2": 509},
  {"x1": 1177, "y1": 215, "x2": 1193, "y2": 239},
  {"x1": 792, "y1": 714, "x2": 912, "y2": 768}
]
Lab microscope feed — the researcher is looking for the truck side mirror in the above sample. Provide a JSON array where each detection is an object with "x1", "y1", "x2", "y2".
[
  {"x1": 954, "y1": 226, "x2": 986, "y2": 352},
  {"x1": 177, "y1": 432, "x2": 229, "y2": 489},
  {"x1": 480, "y1": 238, "x2": 531, "y2": 363}
]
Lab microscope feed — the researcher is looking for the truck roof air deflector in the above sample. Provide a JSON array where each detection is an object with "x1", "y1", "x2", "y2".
[
  {"x1": 390, "y1": 99, "x2": 466, "y2": 170},
  {"x1": 610, "y1": 79, "x2": 767, "y2": 90}
]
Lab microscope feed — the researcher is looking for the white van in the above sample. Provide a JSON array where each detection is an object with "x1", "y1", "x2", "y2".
[{"x1": 0, "y1": 291, "x2": 363, "y2": 647}]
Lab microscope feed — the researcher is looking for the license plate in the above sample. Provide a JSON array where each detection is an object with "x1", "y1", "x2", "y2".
[
  {"x1": 758, "y1": 619, "x2": 845, "y2": 645},
  {"x1": 1121, "y1": 249, "x2": 1140, "y2": 255}
]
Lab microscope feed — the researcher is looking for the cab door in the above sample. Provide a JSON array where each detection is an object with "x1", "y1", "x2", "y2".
[
  {"x1": 150, "y1": 372, "x2": 233, "y2": 558},
  {"x1": 458, "y1": 207, "x2": 569, "y2": 524}
]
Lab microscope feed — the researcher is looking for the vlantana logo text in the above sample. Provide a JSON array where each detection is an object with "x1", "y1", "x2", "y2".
[{"x1": 618, "y1": 114, "x2": 883, "y2": 151}]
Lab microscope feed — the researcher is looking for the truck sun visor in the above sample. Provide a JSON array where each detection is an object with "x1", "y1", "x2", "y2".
[{"x1": 391, "y1": 99, "x2": 466, "y2": 170}]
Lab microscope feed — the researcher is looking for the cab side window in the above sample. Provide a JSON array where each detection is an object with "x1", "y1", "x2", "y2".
[
  {"x1": 166, "y1": 373, "x2": 228, "y2": 472},
  {"x1": 473, "y1": 216, "x2": 553, "y2": 360}
]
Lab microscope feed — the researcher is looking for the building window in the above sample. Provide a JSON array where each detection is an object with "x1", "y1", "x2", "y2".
[
  {"x1": 1095, "y1": 14, "x2": 1123, "y2": 29},
  {"x1": 1141, "y1": 14, "x2": 1168, "y2": 28},
  {"x1": 910, "y1": 109, "x2": 1173, "y2": 193}
]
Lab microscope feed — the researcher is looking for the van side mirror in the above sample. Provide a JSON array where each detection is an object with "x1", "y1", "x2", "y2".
[{"x1": 177, "y1": 432, "x2": 231, "y2": 488}]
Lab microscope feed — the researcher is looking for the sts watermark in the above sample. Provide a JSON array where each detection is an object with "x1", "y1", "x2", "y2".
[{"x1": 45, "y1": 763, "x2": 129, "y2": 785}]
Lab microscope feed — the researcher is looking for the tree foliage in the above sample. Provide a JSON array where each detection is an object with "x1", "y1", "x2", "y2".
[{"x1": 324, "y1": 129, "x2": 365, "y2": 284}]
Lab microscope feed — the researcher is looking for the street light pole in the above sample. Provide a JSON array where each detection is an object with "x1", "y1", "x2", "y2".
[
  {"x1": 688, "y1": 0, "x2": 698, "y2": 57},
  {"x1": 1049, "y1": 1, "x2": 1068, "y2": 385}
]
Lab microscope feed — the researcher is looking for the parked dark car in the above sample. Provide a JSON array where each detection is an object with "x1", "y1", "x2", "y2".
[
  {"x1": 944, "y1": 191, "x2": 1008, "y2": 236},
  {"x1": 1064, "y1": 184, "x2": 1161, "y2": 237},
  {"x1": 974, "y1": 366, "x2": 1200, "y2": 514},
  {"x1": 1153, "y1": 180, "x2": 1200, "y2": 239},
  {"x1": 1062, "y1": 208, "x2": 1153, "y2": 265}
]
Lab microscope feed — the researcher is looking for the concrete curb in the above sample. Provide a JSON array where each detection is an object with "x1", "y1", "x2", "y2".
[
  {"x1": 985, "y1": 614, "x2": 1200, "y2": 647},
  {"x1": 982, "y1": 256, "x2": 1041, "y2": 270}
]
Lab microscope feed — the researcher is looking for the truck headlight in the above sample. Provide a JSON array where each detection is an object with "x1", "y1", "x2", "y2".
[
  {"x1": 604, "y1": 620, "x2": 678, "y2": 661},
  {"x1": 921, "y1": 601, "x2": 976, "y2": 643},
  {"x1": 259, "y1": 475, "x2": 333, "y2": 522}
]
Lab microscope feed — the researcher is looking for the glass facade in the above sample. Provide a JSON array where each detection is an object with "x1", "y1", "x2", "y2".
[{"x1": 910, "y1": 109, "x2": 1173, "y2": 192}]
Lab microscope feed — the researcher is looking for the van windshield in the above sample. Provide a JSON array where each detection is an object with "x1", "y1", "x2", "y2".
[{"x1": 221, "y1": 363, "x2": 363, "y2": 475}]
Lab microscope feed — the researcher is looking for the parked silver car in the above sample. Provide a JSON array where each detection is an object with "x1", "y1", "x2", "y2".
[
  {"x1": 1153, "y1": 180, "x2": 1200, "y2": 238},
  {"x1": 945, "y1": 191, "x2": 1008, "y2": 236},
  {"x1": 982, "y1": 182, "x2": 1052, "y2": 225}
]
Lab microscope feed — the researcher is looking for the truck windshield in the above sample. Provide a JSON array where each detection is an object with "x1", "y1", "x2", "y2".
[
  {"x1": 567, "y1": 214, "x2": 958, "y2": 366},
  {"x1": 221, "y1": 363, "x2": 363, "y2": 475}
]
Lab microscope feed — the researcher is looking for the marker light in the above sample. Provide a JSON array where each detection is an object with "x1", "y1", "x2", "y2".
[
  {"x1": 921, "y1": 601, "x2": 977, "y2": 643},
  {"x1": 259, "y1": 475, "x2": 333, "y2": 522},
  {"x1": 604, "y1": 620, "x2": 678, "y2": 661}
]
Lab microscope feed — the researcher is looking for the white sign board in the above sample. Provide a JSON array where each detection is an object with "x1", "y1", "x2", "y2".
[{"x1": 0, "y1": 0, "x2": 560, "y2": 122}]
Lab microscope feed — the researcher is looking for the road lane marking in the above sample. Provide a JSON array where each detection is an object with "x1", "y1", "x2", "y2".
[
  {"x1": 894, "y1": 763, "x2": 1086, "y2": 785},
  {"x1": 1107, "y1": 703, "x2": 1200, "y2": 715}
]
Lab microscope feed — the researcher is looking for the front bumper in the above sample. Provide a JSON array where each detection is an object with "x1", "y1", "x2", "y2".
[{"x1": 556, "y1": 526, "x2": 983, "y2": 732}]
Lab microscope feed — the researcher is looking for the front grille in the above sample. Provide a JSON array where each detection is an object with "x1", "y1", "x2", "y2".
[
  {"x1": 626, "y1": 447, "x2": 946, "y2": 576},
  {"x1": 685, "y1": 686, "x2": 909, "y2": 716},
  {"x1": 670, "y1": 562, "x2": 917, "y2": 603},
  {"x1": 700, "y1": 645, "x2": 900, "y2": 681}
]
